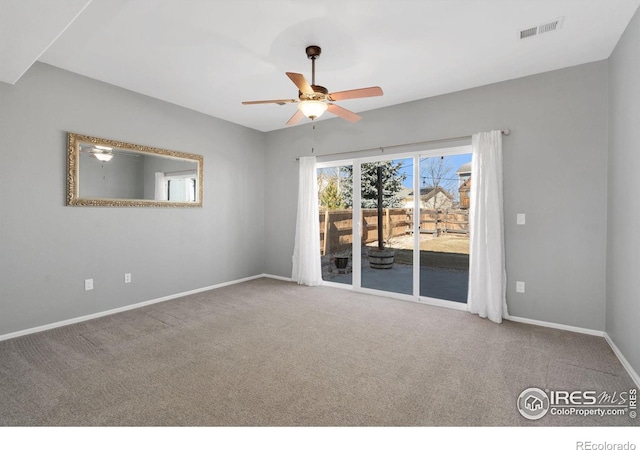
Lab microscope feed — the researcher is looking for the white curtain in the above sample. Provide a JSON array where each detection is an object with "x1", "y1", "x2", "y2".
[
  {"x1": 154, "y1": 172, "x2": 167, "y2": 201},
  {"x1": 291, "y1": 156, "x2": 322, "y2": 286},
  {"x1": 467, "y1": 130, "x2": 508, "y2": 323}
]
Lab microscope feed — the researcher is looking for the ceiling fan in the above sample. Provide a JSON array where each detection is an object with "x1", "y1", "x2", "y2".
[
  {"x1": 80, "y1": 143, "x2": 114, "y2": 162},
  {"x1": 242, "y1": 45, "x2": 383, "y2": 125}
]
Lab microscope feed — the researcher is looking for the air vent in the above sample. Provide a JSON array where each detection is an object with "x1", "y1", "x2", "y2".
[
  {"x1": 539, "y1": 18, "x2": 563, "y2": 34},
  {"x1": 520, "y1": 27, "x2": 538, "y2": 39},
  {"x1": 519, "y1": 17, "x2": 564, "y2": 40}
]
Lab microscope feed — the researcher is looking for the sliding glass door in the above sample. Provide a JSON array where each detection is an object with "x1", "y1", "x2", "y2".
[
  {"x1": 418, "y1": 154, "x2": 470, "y2": 303},
  {"x1": 317, "y1": 147, "x2": 471, "y2": 307},
  {"x1": 359, "y1": 158, "x2": 413, "y2": 295}
]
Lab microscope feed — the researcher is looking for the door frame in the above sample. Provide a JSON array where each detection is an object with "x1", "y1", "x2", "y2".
[{"x1": 317, "y1": 144, "x2": 471, "y2": 311}]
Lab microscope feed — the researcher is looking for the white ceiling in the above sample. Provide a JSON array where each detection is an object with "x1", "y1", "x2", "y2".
[{"x1": 2, "y1": 0, "x2": 639, "y2": 132}]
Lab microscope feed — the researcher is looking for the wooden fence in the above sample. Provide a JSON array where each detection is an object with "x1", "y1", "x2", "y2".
[{"x1": 320, "y1": 208, "x2": 469, "y2": 255}]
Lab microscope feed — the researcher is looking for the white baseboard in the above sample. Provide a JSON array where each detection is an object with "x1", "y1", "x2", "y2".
[
  {"x1": 505, "y1": 314, "x2": 605, "y2": 337},
  {"x1": 604, "y1": 333, "x2": 640, "y2": 389},
  {"x1": 506, "y1": 315, "x2": 639, "y2": 388},
  {"x1": 0, "y1": 273, "x2": 265, "y2": 343},
  {"x1": 263, "y1": 273, "x2": 294, "y2": 282}
]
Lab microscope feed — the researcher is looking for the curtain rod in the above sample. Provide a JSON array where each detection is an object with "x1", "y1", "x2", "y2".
[{"x1": 295, "y1": 129, "x2": 510, "y2": 161}]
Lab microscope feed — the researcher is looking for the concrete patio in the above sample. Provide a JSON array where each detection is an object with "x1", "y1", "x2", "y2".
[{"x1": 323, "y1": 249, "x2": 469, "y2": 303}]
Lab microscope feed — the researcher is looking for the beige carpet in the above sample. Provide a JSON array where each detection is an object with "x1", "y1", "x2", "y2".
[{"x1": 0, "y1": 278, "x2": 636, "y2": 426}]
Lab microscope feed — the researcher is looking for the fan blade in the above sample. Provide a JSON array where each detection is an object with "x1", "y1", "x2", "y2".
[
  {"x1": 286, "y1": 72, "x2": 314, "y2": 95},
  {"x1": 286, "y1": 109, "x2": 304, "y2": 126},
  {"x1": 242, "y1": 99, "x2": 297, "y2": 105},
  {"x1": 327, "y1": 103, "x2": 361, "y2": 123},
  {"x1": 328, "y1": 86, "x2": 383, "y2": 101}
]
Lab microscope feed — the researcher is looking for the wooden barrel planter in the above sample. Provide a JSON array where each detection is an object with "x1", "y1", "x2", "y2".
[{"x1": 368, "y1": 248, "x2": 395, "y2": 269}]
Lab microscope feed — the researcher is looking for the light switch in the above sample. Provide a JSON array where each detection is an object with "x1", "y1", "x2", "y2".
[
  {"x1": 517, "y1": 213, "x2": 526, "y2": 225},
  {"x1": 84, "y1": 279, "x2": 94, "y2": 291}
]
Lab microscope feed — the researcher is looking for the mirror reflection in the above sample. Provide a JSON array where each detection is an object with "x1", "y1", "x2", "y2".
[{"x1": 67, "y1": 133, "x2": 203, "y2": 207}]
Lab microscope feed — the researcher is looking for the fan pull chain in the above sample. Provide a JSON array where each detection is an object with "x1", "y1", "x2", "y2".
[{"x1": 311, "y1": 123, "x2": 316, "y2": 153}]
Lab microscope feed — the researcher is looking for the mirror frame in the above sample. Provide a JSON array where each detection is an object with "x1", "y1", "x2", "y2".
[{"x1": 67, "y1": 132, "x2": 203, "y2": 207}]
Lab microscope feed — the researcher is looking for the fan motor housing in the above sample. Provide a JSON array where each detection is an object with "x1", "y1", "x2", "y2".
[{"x1": 299, "y1": 84, "x2": 328, "y2": 101}]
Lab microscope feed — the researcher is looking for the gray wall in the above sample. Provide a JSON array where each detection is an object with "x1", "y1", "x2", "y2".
[
  {"x1": 607, "y1": 7, "x2": 640, "y2": 375},
  {"x1": 264, "y1": 61, "x2": 609, "y2": 331},
  {"x1": 0, "y1": 63, "x2": 265, "y2": 335}
]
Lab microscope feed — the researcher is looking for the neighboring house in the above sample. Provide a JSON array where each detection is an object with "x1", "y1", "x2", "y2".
[
  {"x1": 456, "y1": 162, "x2": 471, "y2": 187},
  {"x1": 459, "y1": 177, "x2": 471, "y2": 209},
  {"x1": 456, "y1": 162, "x2": 472, "y2": 209},
  {"x1": 397, "y1": 186, "x2": 413, "y2": 208},
  {"x1": 401, "y1": 186, "x2": 454, "y2": 210}
]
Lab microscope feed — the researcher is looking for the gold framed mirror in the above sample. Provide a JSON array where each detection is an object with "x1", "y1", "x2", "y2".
[{"x1": 67, "y1": 132, "x2": 203, "y2": 207}]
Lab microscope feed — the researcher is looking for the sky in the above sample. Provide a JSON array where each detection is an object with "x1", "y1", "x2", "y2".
[
  {"x1": 319, "y1": 153, "x2": 471, "y2": 196},
  {"x1": 397, "y1": 153, "x2": 472, "y2": 189},
  {"x1": 318, "y1": 152, "x2": 473, "y2": 195}
]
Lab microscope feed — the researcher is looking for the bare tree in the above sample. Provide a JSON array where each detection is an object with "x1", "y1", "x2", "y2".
[{"x1": 420, "y1": 157, "x2": 457, "y2": 210}]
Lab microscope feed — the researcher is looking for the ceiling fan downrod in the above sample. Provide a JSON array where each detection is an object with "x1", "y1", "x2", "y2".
[{"x1": 305, "y1": 45, "x2": 321, "y2": 87}]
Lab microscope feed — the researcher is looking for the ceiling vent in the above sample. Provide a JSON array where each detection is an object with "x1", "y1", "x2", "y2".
[
  {"x1": 520, "y1": 26, "x2": 538, "y2": 39},
  {"x1": 519, "y1": 17, "x2": 564, "y2": 40}
]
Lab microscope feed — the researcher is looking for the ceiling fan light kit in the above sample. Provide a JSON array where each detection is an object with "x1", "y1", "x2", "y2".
[
  {"x1": 91, "y1": 145, "x2": 114, "y2": 162},
  {"x1": 93, "y1": 151, "x2": 113, "y2": 162},
  {"x1": 298, "y1": 100, "x2": 328, "y2": 119},
  {"x1": 242, "y1": 45, "x2": 383, "y2": 125}
]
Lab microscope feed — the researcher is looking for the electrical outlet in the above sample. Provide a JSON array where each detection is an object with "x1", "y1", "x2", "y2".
[
  {"x1": 124, "y1": 273, "x2": 132, "y2": 283},
  {"x1": 84, "y1": 279, "x2": 93, "y2": 291},
  {"x1": 517, "y1": 213, "x2": 526, "y2": 225},
  {"x1": 516, "y1": 281, "x2": 525, "y2": 293}
]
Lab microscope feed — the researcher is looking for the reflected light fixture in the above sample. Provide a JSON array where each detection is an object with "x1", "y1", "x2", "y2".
[
  {"x1": 92, "y1": 145, "x2": 113, "y2": 162},
  {"x1": 297, "y1": 100, "x2": 328, "y2": 120}
]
